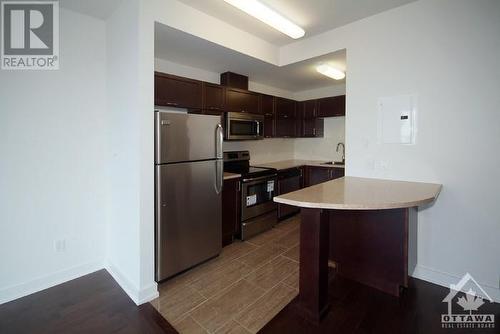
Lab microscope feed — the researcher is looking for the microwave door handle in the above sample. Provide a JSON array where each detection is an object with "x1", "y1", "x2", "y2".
[{"x1": 255, "y1": 120, "x2": 260, "y2": 137}]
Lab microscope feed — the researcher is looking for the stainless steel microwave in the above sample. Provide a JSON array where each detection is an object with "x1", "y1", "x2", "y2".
[{"x1": 225, "y1": 112, "x2": 264, "y2": 140}]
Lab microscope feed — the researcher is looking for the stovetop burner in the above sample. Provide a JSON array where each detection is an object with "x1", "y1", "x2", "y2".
[{"x1": 223, "y1": 151, "x2": 277, "y2": 180}]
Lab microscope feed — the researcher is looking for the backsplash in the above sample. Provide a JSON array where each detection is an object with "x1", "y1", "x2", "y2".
[
  {"x1": 294, "y1": 117, "x2": 345, "y2": 162},
  {"x1": 223, "y1": 139, "x2": 295, "y2": 164}
]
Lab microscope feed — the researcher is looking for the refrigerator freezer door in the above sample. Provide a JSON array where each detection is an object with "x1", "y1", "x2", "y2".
[
  {"x1": 155, "y1": 160, "x2": 222, "y2": 281},
  {"x1": 155, "y1": 111, "x2": 223, "y2": 164}
]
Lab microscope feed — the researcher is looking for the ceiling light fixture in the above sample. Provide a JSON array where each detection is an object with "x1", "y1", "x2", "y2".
[
  {"x1": 316, "y1": 64, "x2": 346, "y2": 80},
  {"x1": 223, "y1": 0, "x2": 305, "y2": 39}
]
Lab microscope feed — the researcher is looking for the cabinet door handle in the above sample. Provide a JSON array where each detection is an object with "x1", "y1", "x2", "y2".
[{"x1": 313, "y1": 128, "x2": 316, "y2": 136}]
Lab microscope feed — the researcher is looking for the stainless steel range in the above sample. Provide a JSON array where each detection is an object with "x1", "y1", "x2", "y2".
[{"x1": 223, "y1": 151, "x2": 278, "y2": 240}]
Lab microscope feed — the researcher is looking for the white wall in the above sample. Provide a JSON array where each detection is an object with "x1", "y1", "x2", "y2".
[
  {"x1": 105, "y1": 0, "x2": 158, "y2": 305},
  {"x1": 283, "y1": 0, "x2": 500, "y2": 301},
  {"x1": 0, "y1": 9, "x2": 108, "y2": 304}
]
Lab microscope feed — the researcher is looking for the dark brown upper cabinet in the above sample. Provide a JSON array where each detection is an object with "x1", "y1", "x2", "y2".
[
  {"x1": 296, "y1": 102, "x2": 304, "y2": 138},
  {"x1": 202, "y1": 82, "x2": 225, "y2": 115},
  {"x1": 317, "y1": 95, "x2": 346, "y2": 117},
  {"x1": 261, "y1": 94, "x2": 275, "y2": 138},
  {"x1": 224, "y1": 88, "x2": 260, "y2": 114},
  {"x1": 154, "y1": 72, "x2": 202, "y2": 110},
  {"x1": 220, "y1": 72, "x2": 248, "y2": 90},
  {"x1": 275, "y1": 97, "x2": 296, "y2": 138},
  {"x1": 154, "y1": 71, "x2": 344, "y2": 140},
  {"x1": 300, "y1": 100, "x2": 324, "y2": 137}
]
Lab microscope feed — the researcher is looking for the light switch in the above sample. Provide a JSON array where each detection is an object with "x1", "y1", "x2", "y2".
[{"x1": 378, "y1": 94, "x2": 417, "y2": 144}]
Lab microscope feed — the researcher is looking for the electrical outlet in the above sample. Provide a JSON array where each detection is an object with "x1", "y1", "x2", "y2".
[{"x1": 54, "y1": 239, "x2": 66, "y2": 253}]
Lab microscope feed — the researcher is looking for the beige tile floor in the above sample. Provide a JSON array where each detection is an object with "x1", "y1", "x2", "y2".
[{"x1": 151, "y1": 214, "x2": 301, "y2": 334}]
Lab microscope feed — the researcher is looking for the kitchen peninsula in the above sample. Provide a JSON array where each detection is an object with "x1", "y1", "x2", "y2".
[{"x1": 274, "y1": 176, "x2": 442, "y2": 323}]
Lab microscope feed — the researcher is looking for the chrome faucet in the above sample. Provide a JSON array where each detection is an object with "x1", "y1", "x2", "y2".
[{"x1": 336, "y1": 142, "x2": 345, "y2": 164}]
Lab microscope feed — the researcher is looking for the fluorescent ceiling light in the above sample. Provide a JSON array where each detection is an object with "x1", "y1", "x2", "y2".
[
  {"x1": 223, "y1": 0, "x2": 305, "y2": 39},
  {"x1": 316, "y1": 64, "x2": 346, "y2": 80}
]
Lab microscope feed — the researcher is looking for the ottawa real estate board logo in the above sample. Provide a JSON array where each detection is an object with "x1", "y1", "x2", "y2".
[
  {"x1": 1, "y1": 0, "x2": 59, "y2": 70},
  {"x1": 441, "y1": 273, "x2": 495, "y2": 329}
]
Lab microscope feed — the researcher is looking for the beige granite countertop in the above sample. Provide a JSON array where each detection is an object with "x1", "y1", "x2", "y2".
[
  {"x1": 274, "y1": 176, "x2": 442, "y2": 210},
  {"x1": 255, "y1": 159, "x2": 345, "y2": 170},
  {"x1": 224, "y1": 172, "x2": 241, "y2": 180}
]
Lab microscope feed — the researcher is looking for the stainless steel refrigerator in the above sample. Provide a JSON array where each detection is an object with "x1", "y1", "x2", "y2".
[{"x1": 154, "y1": 110, "x2": 223, "y2": 282}]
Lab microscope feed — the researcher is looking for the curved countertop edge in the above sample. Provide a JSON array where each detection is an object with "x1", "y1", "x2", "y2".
[
  {"x1": 273, "y1": 177, "x2": 442, "y2": 210},
  {"x1": 274, "y1": 195, "x2": 438, "y2": 210}
]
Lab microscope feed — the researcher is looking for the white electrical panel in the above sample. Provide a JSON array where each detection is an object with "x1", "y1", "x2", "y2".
[{"x1": 378, "y1": 94, "x2": 417, "y2": 144}]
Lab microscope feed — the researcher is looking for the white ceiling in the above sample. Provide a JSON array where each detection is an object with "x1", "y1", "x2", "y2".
[
  {"x1": 155, "y1": 23, "x2": 345, "y2": 92},
  {"x1": 178, "y1": 0, "x2": 417, "y2": 46},
  {"x1": 60, "y1": 0, "x2": 124, "y2": 19}
]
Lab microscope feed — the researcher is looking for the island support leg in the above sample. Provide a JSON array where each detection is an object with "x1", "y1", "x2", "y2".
[{"x1": 296, "y1": 208, "x2": 330, "y2": 324}]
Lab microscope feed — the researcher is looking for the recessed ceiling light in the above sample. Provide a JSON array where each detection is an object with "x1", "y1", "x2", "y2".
[
  {"x1": 223, "y1": 0, "x2": 305, "y2": 39},
  {"x1": 316, "y1": 64, "x2": 346, "y2": 80}
]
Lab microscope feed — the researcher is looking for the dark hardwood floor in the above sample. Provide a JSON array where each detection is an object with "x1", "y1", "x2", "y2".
[
  {"x1": 0, "y1": 269, "x2": 177, "y2": 334},
  {"x1": 260, "y1": 274, "x2": 500, "y2": 334},
  {"x1": 1, "y1": 268, "x2": 498, "y2": 334}
]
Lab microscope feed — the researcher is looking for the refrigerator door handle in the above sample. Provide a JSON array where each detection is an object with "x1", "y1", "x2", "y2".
[
  {"x1": 215, "y1": 159, "x2": 224, "y2": 194},
  {"x1": 215, "y1": 123, "x2": 224, "y2": 194},
  {"x1": 215, "y1": 124, "x2": 223, "y2": 159}
]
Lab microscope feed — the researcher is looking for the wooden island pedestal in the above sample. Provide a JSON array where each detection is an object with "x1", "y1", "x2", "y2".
[{"x1": 274, "y1": 176, "x2": 442, "y2": 324}]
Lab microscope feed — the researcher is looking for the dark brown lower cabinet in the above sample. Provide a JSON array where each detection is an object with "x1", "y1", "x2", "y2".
[
  {"x1": 222, "y1": 178, "x2": 240, "y2": 247},
  {"x1": 277, "y1": 167, "x2": 303, "y2": 220},
  {"x1": 305, "y1": 166, "x2": 345, "y2": 187}
]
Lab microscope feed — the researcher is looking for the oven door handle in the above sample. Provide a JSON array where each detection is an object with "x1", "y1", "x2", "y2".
[{"x1": 242, "y1": 174, "x2": 277, "y2": 183}]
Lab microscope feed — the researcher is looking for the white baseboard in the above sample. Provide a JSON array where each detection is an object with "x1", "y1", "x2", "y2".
[
  {"x1": 104, "y1": 261, "x2": 158, "y2": 305},
  {"x1": 0, "y1": 260, "x2": 104, "y2": 305},
  {"x1": 412, "y1": 264, "x2": 500, "y2": 303},
  {"x1": 137, "y1": 281, "x2": 159, "y2": 304}
]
